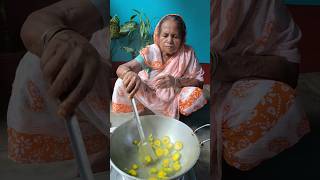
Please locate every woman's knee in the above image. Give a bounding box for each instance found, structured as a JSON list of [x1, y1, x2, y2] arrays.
[[179, 87, 207, 116], [113, 78, 126, 93]]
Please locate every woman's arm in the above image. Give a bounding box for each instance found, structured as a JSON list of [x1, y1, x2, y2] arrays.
[[116, 60, 143, 98], [215, 52, 299, 88], [116, 60, 142, 79], [20, 0, 108, 118], [154, 76, 203, 89], [21, 0, 104, 56], [176, 78, 203, 88]]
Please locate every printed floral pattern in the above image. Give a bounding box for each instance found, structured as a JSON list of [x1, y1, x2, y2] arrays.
[[27, 80, 45, 112], [222, 81, 310, 170], [112, 102, 144, 113], [8, 128, 106, 163], [179, 87, 207, 116]]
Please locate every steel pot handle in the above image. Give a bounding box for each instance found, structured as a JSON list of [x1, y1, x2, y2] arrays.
[[110, 127, 117, 134], [194, 124, 210, 146]]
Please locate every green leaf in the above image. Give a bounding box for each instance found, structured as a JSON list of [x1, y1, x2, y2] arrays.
[[146, 17, 150, 26], [146, 18, 151, 31], [120, 21, 137, 34], [121, 46, 135, 53], [130, 14, 137, 21], [110, 15, 120, 24], [133, 9, 141, 15], [127, 29, 135, 39], [140, 22, 145, 38], [137, 13, 143, 24]]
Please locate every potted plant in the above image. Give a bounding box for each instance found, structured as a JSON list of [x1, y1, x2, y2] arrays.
[[110, 9, 153, 59]]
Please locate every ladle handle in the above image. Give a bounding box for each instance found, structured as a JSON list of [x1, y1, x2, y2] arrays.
[[66, 115, 95, 180], [131, 98, 146, 142], [54, 97, 94, 180]]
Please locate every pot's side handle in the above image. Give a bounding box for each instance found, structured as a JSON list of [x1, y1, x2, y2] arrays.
[[110, 127, 117, 134], [194, 124, 210, 146]]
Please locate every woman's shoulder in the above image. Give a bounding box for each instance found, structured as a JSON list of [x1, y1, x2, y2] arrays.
[[140, 44, 162, 58], [140, 44, 157, 52], [147, 44, 159, 49]]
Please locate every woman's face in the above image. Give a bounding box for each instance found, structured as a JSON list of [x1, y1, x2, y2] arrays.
[[158, 19, 182, 56]]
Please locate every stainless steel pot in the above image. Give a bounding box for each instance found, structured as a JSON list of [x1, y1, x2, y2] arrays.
[[110, 115, 203, 180]]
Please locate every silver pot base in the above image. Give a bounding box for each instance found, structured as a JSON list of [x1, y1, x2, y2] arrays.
[[110, 166, 197, 180]]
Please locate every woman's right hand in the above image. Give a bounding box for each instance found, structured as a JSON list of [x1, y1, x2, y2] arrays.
[[122, 71, 141, 98], [40, 30, 101, 119]]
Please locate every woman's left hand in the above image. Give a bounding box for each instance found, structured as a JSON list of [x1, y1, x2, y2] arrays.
[[154, 75, 175, 89]]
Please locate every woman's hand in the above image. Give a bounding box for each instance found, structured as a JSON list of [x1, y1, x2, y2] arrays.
[[154, 75, 175, 89], [40, 30, 101, 118], [122, 71, 141, 98]]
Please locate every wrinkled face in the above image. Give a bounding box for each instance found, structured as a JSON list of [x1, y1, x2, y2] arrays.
[[158, 19, 182, 56]]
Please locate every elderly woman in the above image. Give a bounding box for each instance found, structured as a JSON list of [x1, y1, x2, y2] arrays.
[[112, 14, 207, 119], [7, 0, 109, 174], [211, 0, 310, 179]]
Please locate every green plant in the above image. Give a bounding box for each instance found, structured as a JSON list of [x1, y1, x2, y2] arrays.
[[110, 9, 153, 59]]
